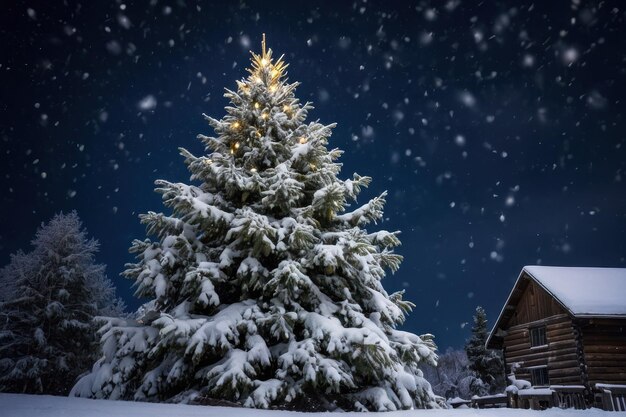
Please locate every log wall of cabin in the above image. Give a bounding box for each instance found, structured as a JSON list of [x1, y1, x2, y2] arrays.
[[502, 279, 583, 385], [579, 318, 626, 386], [508, 278, 566, 327], [504, 314, 583, 385]]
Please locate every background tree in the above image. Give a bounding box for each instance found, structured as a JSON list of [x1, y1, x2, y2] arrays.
[[72, 38, 441, 411], [421, 348, 474, 400], [464, 306, 505, 395], [0, 211, 125, 395]]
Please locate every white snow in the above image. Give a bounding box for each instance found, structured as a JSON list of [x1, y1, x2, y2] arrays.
[[0, 393, 612, 416], [518, 388, 553, 397], [523, 266, 626, 316], [595, 383, 626, 390], [138, 95, 157, 111]]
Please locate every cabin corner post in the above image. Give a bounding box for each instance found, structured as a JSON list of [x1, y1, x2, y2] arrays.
[[502, 346, 508, 388], [572, 320, 592, 407]]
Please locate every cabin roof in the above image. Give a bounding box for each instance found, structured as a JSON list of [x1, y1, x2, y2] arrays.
[[486, 266, 626, 349]]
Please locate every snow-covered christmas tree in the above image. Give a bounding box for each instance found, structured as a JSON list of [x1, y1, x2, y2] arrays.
[[72, 36, 440, 411], [0, 211, 125, 395]]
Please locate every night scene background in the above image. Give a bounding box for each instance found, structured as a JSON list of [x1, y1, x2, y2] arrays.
[[1, 0, 625, 351]]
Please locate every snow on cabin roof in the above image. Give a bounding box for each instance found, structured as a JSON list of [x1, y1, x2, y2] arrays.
[[486, 265, 626, 349], [523, 266, 626, 317]]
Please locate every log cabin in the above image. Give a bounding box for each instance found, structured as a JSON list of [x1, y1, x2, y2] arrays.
[[486, 266, 626, 408]]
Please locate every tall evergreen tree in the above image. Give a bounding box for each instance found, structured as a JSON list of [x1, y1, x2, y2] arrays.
[[0, 211, 125, 395], [465, 306, 505, 395], [72, 38, 441, 411]]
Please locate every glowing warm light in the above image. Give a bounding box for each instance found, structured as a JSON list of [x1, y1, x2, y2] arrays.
[[248, 34, 289, 89], [299, 137, 307, 144], [250, 167, 257, 173], [205, 159, 213, 165], [232, 121, 240, 129], [261, 113, 269, 120], [269, 85, 277, 92], [310, 163, 316, 170], [254, 102, 260, 109], [283, 105, 290, 112], [234, 142, 240, 149]]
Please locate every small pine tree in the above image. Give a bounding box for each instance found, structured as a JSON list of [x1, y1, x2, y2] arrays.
[[464, 306, 505, 395], [72, 37, 441, 411], [0, 211, 125, 395]]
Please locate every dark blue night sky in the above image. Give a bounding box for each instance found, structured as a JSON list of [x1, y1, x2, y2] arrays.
[[1, 0, 625, 350]]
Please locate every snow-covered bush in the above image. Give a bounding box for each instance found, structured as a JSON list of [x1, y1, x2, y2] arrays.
[[71, 40, 441, 411], [0, 211, 125, 395], [421, 347, 483, 399]]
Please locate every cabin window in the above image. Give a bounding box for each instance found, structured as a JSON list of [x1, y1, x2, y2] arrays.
[[530, 326, 547, 347], [530, 367, 549, 386]]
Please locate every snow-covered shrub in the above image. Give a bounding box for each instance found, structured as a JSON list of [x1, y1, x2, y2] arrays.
[[421, 347, 483, 400]]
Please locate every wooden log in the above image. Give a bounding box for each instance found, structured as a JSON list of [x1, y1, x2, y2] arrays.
[[549, 367, 582, 378], [585, 360, 626, 367], [506, 337, 575, 352], [548, 339, 577, 350], [507, 346, 577, 361], [548, 359, 579, 369], [584, 352, 626, 361], [504, 337, 529, 347], [505, 329, 532, 341], [508, 355, 578, 370], [583, 326, 626, 334], [514, 357, 553, 368], [506, 342, 532, 353], [508, 315, 571, 332], [585, 346, 626, 354], [588, 376, 626, 385], [588, 368, 626, 375], [583, 339, 626, 347], [547, 320, 575, 329], [583, 332, 626, 340], [547, 333, 575, 343], [550, 376, 585, 385]]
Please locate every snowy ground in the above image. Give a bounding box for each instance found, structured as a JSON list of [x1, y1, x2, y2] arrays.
[[0, 393, 611, 417]]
